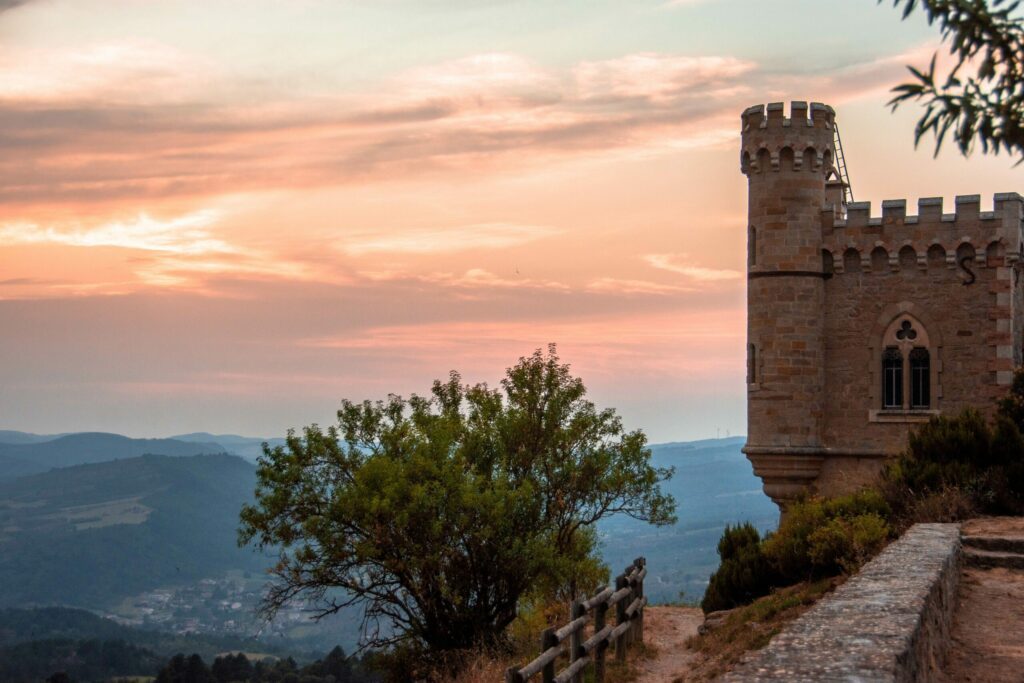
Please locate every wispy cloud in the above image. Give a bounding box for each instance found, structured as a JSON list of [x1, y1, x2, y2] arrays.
[[0, 210, 230, 253], [0, 40, 219, 103], [0, 36, 928, 211], [659, 0, 717, 8], [0, 47, 761, 207], [574, 54, 753, 101], [586, 277, 694, 295], [340, 222, 560, 255], [645, 253, 742, 281], [0, 0, 30, 12]]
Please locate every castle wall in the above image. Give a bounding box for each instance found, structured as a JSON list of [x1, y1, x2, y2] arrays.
[[741, 101, 1023, 509], [817, 196, 1023, 496]]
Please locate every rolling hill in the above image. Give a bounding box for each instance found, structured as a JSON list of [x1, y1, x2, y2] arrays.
[[0, 453, 268, 608], [0, 432, 227, 479], [0, 430, 64, 445]]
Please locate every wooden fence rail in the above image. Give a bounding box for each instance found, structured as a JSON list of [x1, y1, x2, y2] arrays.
[[506, 557, 647, 683]]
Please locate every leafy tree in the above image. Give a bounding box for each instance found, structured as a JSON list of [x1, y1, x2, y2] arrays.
[[701, 523, 775, 613], [212, 653, 253, 682], [157, 653, 216, 683], [883, 0, 1024, 159], [239, 346, 676, 655]]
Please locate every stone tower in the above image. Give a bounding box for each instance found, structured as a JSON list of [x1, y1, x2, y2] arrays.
[[742, 101, 837, 507], [741, 100, 1024, 512]]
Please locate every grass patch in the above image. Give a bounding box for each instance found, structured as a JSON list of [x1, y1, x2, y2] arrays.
[[680, 577, 840, 681]]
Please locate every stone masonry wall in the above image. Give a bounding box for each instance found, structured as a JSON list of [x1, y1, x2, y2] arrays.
[[723, 523, 962, 683]]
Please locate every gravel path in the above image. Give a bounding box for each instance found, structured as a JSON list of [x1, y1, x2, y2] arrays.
[[940, 518, 1024, 683], [632, 606, 703, 683]]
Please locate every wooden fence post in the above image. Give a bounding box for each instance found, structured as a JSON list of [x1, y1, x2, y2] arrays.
[[594, 598, 608, 683], [569, 598, 584, 683], [624, 564, 635, 648], [541, 627, 557, 683], [615, 574, 628, 662], [635, 556, 645, 644], [506, 561, 650, 682]]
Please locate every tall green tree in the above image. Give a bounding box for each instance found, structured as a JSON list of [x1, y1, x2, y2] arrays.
[[883, 0, 1024, 159], [239, 346, 675, 654]]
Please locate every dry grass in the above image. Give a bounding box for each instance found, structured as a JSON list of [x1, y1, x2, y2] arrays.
[[450, 650, 517, 683], [677, 577, 840, 682], [448, 634, 649, 682]]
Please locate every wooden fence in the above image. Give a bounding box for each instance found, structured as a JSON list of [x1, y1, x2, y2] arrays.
[[506, 557, 647, 683]]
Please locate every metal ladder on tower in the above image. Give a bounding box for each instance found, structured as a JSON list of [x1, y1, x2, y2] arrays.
[[833, 123, 854, 204]]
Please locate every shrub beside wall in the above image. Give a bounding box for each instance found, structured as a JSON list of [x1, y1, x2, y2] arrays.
[[701, 492, 892, 613]]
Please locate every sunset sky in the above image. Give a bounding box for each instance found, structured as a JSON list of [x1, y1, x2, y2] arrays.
[[1, 0, 1021, 442]]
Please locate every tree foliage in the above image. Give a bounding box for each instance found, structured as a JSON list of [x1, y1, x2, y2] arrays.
[[239, 346, 675, 655], [700, 523, 774, 613], [883, 0, 1024, 158]]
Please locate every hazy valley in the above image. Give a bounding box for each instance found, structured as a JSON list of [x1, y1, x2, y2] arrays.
[[0, 430, 774, 679]]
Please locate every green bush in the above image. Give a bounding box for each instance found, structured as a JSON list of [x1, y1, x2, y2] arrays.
[[884, 405, 1024, 517], [701, 523, 775, 613], [763, 490, 891, 582], [806, 513, 890, 575], [704, 491, 893, 613]]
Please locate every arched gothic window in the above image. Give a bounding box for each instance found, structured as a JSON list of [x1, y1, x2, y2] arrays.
[[879, 316, 934, 411]]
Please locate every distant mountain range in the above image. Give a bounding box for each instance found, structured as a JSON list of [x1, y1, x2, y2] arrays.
[[0, 432, 227, 479], [0, 430, 288, 479]]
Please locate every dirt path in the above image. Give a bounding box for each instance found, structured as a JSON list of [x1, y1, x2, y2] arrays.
[[939, 518, 1024, 683], [632, 606, 703, 683]]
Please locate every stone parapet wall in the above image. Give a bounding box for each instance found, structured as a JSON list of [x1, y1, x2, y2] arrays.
[[722, 523, 962, 682]]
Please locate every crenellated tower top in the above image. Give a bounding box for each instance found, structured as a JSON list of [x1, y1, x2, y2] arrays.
[[740, 101, 836, 177]]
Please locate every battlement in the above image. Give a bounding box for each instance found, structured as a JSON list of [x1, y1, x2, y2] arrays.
[[741, 101, 835, 132], [821, 193, 1024, 273], [741, 101, 836, 175], [827, 193, 1024, 229]]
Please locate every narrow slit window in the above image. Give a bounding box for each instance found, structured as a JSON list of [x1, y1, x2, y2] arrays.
[[882, 346, 903, 409], [749, 227, 757, 266], [748, 344, 756, 384], [909, 347, 930, 409]]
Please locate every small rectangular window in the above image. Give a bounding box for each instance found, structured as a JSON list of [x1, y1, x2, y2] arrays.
[[910, 347, 930, 409], [882, 347, 903, 409]]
